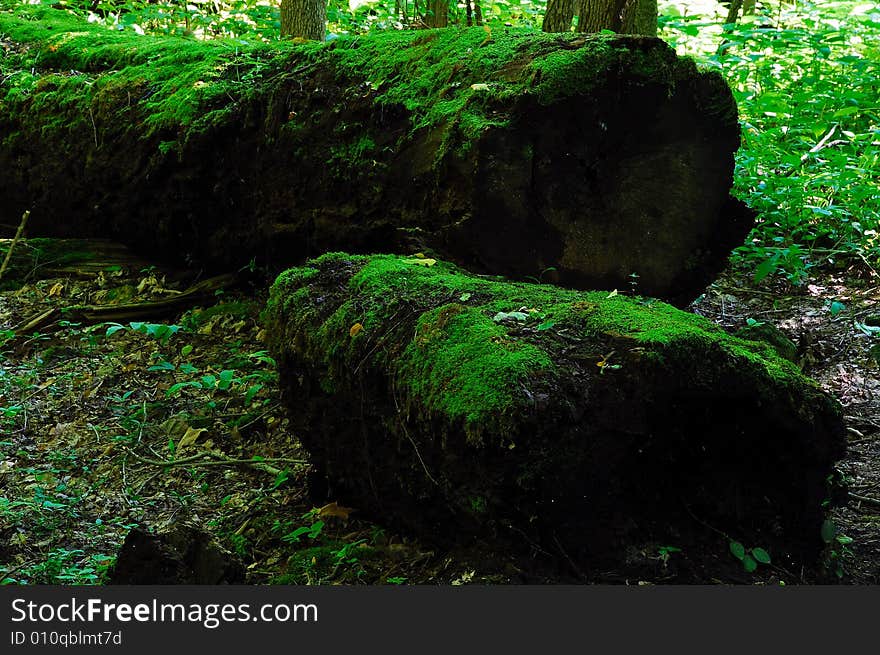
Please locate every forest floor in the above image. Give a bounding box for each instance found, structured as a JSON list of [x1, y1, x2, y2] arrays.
[[0, 242, 878, 585]]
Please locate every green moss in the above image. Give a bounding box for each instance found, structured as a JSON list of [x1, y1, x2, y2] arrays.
[[0, 7, 286, 147], [401, 303, 553, 427], [1, 8, 686, 161], [268, 254, 823, 442]]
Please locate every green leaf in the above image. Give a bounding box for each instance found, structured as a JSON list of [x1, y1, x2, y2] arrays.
[[729, 540, 746, 560], [754, 258, 777, 282], [742, 554, 758, 573], [459, 293, 472, 302], [536, 320, 556, 331], [751, 547, 771, 564], [821, 519, 836, 544], [217, 369, 235, 390], [829, 301, 846, 316]]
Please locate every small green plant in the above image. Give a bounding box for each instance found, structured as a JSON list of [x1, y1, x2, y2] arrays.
[[104, 321, 182, 342], [821, 519, 853, 579], [281, 520, 325, 544], [657, 545, 681, 566], [729, 540, 772, 573]]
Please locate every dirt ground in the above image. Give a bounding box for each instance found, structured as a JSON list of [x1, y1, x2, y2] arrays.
[[0, 242, 877, 585]]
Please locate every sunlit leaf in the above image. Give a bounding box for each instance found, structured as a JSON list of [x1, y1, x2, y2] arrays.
[[729, 540, 746, 560], [752, 547, 771, 564]]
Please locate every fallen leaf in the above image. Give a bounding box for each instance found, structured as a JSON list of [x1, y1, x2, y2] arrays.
[[606, 289, 618, 298], [349, 323, 364, 337], [403, 258, 437, 267], [318, 501, 355, 521], [493, 311, 528, 322], [48, 282, 64, 297], [177, 426, 207, 451], [470, 83, 490, 91]]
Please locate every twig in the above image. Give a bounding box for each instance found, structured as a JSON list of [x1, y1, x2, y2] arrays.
[[849, 492, 880, 509], [0, 210, 30, 282], [124, 448, 306, 476]]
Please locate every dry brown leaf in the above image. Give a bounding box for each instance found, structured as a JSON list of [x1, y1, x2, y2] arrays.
[[318, 501, 355, 521]]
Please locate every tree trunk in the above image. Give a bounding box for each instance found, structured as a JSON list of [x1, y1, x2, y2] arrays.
[[542, 0, 576, 32], [265, 253, 846, 568], [0, 8, 751, 305], [424, 0, 448, 27], [280, 0, 326, 40], [575, 0, 657, 36]]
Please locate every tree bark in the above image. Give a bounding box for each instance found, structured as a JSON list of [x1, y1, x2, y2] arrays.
[[280, 0, 326, 40], [542, 0, 576, 32], [0, 8, 751, 305], [424, 0, 448, 27], [575, 0, 657, 36], [265, 253, 846, 567]]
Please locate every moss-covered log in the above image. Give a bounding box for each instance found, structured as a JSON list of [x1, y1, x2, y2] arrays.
[[1, 8, 752, 305], [265, 253, 845, 569]]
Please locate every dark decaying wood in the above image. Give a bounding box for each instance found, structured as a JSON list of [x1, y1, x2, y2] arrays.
[[265, 254, 846, 569]]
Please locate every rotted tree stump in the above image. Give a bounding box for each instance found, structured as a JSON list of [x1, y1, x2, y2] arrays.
[[264, 253, 845, 570], [0, 7, 751, 305]]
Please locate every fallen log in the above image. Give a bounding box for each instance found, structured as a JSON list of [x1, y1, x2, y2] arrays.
[[0, 238, 153, 289], [264, 253, 845, 569], [11, 272, 237, 335], [0, 8, 752, 305]]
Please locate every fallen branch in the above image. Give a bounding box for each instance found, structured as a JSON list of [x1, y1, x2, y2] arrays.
[[849, 492, 880, 509], [0, 209, 30, 283], [124, 448, 307, 477]]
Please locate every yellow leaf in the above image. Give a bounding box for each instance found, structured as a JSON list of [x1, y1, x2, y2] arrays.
[[317, 501, 355, 521], [403, 258, 437, 267], [349, 322, 364, 337], [470, 83, 490, 92], [177, 426, 207, 452], [606, 289, 618, 298], [48, 282, 64, 297], [413, 252, 426, 259]]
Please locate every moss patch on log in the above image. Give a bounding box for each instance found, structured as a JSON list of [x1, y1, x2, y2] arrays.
[[269, 253, 813, 436], [266, 254, 845, 567], [0, 7, 695, 148]]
